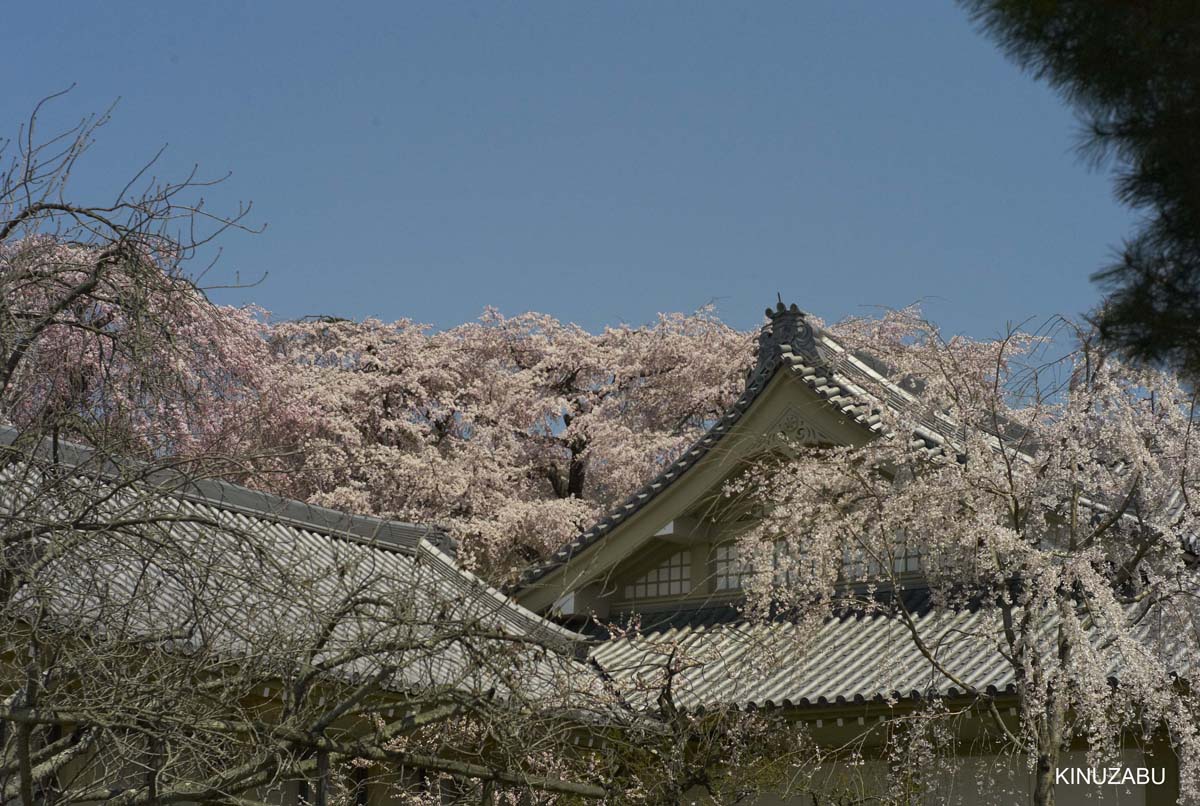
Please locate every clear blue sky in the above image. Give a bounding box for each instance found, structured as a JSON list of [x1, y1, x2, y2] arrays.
[[2, 2, 1134, 337]]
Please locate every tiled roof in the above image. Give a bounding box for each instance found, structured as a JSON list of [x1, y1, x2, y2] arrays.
[[5, 429, 592, 702], [158, 478, 587, 658], [588, 595, 1179, 712], [511, 301, 948, 592]]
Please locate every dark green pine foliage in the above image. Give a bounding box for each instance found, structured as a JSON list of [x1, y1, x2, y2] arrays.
[[961, 0, 1200, 377]]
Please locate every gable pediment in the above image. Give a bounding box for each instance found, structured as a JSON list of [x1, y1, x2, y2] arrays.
[[515, 341, 874, 614]]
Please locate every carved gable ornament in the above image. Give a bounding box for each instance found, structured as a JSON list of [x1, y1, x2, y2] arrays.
[[762, 406, 836, 451]]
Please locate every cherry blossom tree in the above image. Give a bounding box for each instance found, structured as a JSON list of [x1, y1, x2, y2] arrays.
[[730, 308, 1200, 805], [268, 308, 751, 579], [0, 96, 654, 806], [0, 92, 299, 471]]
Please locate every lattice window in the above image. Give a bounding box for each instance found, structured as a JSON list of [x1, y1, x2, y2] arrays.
[[772, 539, 804, 586], [891, 544, 923, 574], [841, 545, 877, 579], [624, 551, 691, 599], [718, 539, 922, 589], [716, 540, 800, 589], [843, 543, 923, 578], [713, 543, 750, 591]]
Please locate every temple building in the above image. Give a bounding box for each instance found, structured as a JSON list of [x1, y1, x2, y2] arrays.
[[511, 300, 1182, 806]]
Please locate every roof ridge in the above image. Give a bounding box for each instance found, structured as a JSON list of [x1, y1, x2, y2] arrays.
[[0, 424, 456, 555]]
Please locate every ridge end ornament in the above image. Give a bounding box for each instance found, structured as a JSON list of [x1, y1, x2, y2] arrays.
[[746, 298, 826, 388]]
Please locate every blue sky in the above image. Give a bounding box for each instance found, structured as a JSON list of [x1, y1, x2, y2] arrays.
[[2, 2, 1133, 337]]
